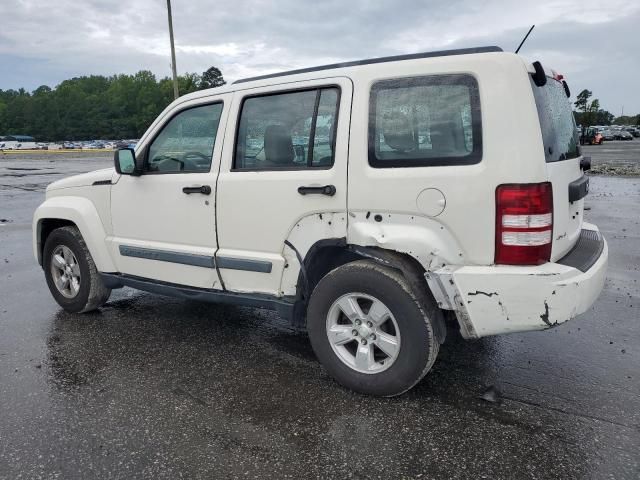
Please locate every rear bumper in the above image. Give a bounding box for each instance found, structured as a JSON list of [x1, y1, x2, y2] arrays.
[[426, 223, 608, 339]]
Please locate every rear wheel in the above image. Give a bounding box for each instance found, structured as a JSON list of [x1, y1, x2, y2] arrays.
[[43, 226, 111, 313], [307, 260, 440, 396]]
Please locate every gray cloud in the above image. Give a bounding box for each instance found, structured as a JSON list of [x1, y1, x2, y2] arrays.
[[1, 0, 638, 114]]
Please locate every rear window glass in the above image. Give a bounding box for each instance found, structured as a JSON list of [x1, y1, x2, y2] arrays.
[[531, 78, 579, 162], [368, 74, 482, 168]]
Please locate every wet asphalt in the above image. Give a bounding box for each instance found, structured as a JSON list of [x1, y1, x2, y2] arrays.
[[0, 148, 639, 479]]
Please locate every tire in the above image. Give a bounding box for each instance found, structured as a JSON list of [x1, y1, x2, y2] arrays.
[[43, 226, 111, 313], [307, 260, 440, 397]]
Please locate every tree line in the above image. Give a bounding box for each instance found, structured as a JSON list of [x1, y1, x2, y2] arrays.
[[0, 67, 225, 141], [573, 89, 639, 127], [1, 71, 637, 141]]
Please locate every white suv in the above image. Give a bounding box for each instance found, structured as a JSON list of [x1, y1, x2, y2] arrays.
[[33, 47, 607, 396]]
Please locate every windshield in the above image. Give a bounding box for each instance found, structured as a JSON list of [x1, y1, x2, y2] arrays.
[[531, 77, 579, 162]]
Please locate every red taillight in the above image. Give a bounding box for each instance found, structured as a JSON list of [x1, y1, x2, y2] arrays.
[[495, 183, 553, 265]]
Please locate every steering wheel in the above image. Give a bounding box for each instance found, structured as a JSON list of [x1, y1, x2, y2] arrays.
[[152, 154, 185, 171], [183, 151, 210, 162]]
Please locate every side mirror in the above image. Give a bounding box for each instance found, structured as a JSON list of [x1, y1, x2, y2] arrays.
[[114, 148, 138, 175]]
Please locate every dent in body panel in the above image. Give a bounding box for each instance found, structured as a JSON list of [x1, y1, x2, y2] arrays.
[[455, 270, 581, 336], [425, 252, 607, 338], [347, 211, 465, 271], [280, 212, 348, 296], [425, 268, 478, 339]]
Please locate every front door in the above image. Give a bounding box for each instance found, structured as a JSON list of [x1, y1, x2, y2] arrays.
[[110, 97, 229, 289], [216, 78, 352, 295]]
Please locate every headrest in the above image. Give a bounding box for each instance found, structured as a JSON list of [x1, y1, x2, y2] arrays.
[[264, 125, 294, 165], [381, 112, 415, 152], [430, 120, 463, 154]]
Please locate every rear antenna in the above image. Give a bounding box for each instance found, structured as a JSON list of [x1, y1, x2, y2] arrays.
[[515, 25, 535, 54]]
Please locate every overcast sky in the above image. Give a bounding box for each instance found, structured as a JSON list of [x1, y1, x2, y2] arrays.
[[1, 0, 638, 114]]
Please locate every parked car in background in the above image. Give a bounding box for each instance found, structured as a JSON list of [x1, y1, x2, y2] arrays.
[[601, 130, 615, 141], [1, 135, 37, 150], [15, 142, 39, 150], [614, 130, 633, 140]]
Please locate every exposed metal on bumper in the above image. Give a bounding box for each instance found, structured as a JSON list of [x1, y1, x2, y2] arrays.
[[426, 226, 608, 339]]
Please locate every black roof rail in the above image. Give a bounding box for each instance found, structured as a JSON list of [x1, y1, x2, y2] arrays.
[[233, 46, 503, 85]]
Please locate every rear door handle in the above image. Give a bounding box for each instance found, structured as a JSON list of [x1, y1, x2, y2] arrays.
[[182, 185, 211, 195], [297, 185, 336, 196]]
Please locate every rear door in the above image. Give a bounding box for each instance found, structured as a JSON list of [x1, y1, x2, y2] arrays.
[[215, 77, 352, 295], [531, 76, 586, 260]]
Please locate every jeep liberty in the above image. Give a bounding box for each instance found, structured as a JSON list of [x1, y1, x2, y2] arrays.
[[33, 46, 607, 396]]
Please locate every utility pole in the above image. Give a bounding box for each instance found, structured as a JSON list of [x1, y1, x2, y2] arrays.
[[166, 0, 179, 100]]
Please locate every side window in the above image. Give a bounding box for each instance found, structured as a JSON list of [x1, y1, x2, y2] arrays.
[[234, 87, 339, 170], [146, 103, 223, 173], [368, 74, 481, 168]]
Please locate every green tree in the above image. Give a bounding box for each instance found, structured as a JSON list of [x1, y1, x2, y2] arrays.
[[594, 109, 614, 125], [0, 67, 225, 141], [585, 99, 600, 126], [199, 66, 226, 89], [574, 89, 592, 113], [613, 115, 640, 125]]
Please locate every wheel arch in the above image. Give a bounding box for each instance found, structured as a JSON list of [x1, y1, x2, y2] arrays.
[[33, 196, 116, 272], [37, 218, 76, 265], [288, 241, 446, 343]]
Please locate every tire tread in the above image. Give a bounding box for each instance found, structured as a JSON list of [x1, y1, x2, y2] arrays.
[[308, 259, 441, 396]]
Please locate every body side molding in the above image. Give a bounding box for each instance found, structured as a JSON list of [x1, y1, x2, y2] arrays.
[[118, 244, 273, 273]]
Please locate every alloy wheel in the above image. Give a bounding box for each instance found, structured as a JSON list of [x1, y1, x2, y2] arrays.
[[50, 245, 81, 299], [326, 293, 401, 374]]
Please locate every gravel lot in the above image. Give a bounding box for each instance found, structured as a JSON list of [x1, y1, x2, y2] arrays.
[[1, 146, 639, 479], [584, 140, 640, 175]]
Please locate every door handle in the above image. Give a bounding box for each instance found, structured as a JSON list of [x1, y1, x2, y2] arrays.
[[297, 185, 336, 196], [182, 185, 211, 195]]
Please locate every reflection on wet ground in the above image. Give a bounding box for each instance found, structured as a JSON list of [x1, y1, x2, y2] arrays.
[[1, 155, 639, 478]]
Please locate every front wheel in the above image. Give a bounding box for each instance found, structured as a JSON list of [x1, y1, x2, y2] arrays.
[[307, 260, 441, 396], [43, 226, 111, 313]]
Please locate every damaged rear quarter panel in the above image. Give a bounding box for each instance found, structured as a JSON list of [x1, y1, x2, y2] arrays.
[[347, 212, 465, 271], [280, 212, 348, 296]]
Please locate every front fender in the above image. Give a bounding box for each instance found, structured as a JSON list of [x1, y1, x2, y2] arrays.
[[33, 196, 116, 272]]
